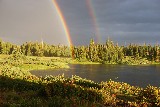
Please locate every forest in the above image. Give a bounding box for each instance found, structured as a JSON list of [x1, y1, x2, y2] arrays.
[[0, 38, 159, 64], [0, 38, 70, 57], [71, 39, 160, 64]]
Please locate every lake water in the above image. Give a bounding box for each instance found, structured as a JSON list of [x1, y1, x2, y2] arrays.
[[30, 64, 160, 88]]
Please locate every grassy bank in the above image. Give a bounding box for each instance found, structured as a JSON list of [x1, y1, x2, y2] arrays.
[[1, 54, 159, 68], [0, 55, 70, 71], [70, 59, 100, 64]]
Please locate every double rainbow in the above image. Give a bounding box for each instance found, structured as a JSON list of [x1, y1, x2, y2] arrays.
[[86, 0, 100, 43], [51, 0, 100, 45], [51, 0, 72, 46]]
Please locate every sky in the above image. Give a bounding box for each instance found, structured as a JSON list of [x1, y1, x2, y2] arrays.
[[0, 0, 160, 45]]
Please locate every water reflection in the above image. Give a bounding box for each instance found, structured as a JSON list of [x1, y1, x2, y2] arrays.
[[30, 64, 160, 87]]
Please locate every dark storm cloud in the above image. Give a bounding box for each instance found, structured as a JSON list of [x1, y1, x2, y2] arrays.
[[57, 0, 93, 29], [92, 0, 160, 44], [57, 0, 97, 45], [57, 0, 160, 45]]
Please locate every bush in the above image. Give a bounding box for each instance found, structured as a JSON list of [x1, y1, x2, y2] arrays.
[[138, 85, 160, 106]]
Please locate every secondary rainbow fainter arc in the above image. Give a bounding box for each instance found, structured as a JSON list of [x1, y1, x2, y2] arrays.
[[86, 0, 101, 43], [51, 0, 73, 46]]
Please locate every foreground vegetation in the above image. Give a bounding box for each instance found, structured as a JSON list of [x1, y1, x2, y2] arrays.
[[1, 71, 160, 106], [0, 51, 160, 106]]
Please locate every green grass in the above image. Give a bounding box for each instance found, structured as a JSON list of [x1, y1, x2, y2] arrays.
[[0, 55, 70, 70], [70, 59, 100, 64], [18, 64, 54, 71]]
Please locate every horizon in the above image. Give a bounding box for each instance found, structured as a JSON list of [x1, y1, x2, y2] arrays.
[[0, 37, 159, 47]]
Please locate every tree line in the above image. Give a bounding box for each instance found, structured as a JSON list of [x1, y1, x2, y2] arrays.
[[0, 38, 159, 63], [71, 39, 160, 63], [0, 39, 70, 57]]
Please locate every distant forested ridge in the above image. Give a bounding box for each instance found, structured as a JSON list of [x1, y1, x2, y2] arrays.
[[0, 38, 159, 64]]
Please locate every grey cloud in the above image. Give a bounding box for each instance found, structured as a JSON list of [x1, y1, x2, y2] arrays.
[[58, 0, 160, 45], [0, 0, 69, 45], [95, 0, 160, 24], [105, 23, 160, 32], [0, 0, 160, 45]]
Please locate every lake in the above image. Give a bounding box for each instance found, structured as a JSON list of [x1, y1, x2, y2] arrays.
[[30, 64, 160, 87]]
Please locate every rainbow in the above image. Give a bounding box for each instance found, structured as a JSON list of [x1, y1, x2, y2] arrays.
[[86, 0, 101, 43], [51, 0, 72, 46]]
